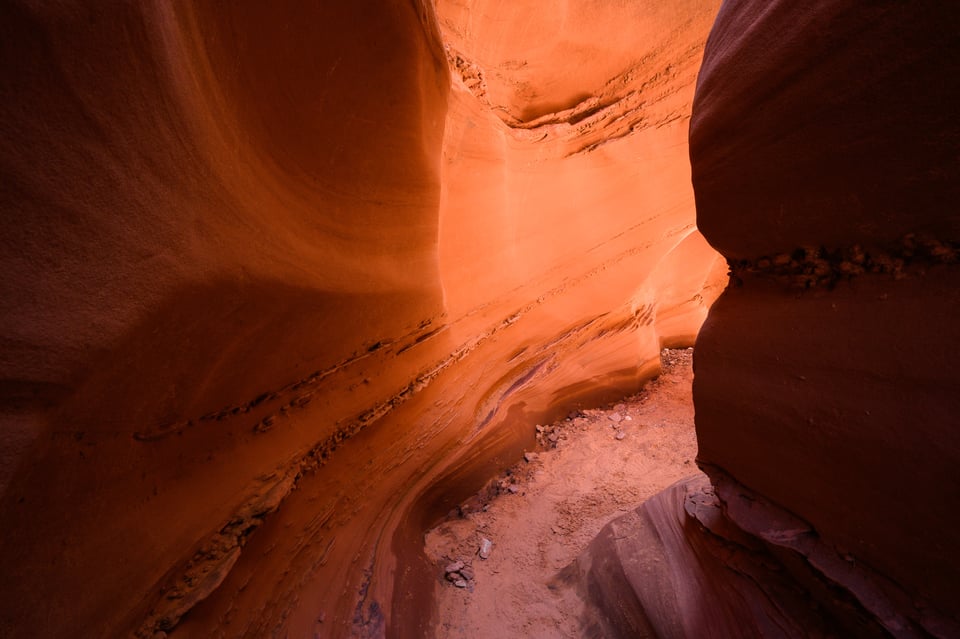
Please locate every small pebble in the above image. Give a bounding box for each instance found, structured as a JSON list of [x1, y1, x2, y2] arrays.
[[454, 579, 468, 588], [479, 538, 493, 559], [523, 452, 539, 463], [615, 431, 626, 441]]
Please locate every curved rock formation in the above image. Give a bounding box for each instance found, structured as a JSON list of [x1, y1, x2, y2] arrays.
[[570, 2, 960, 637], [565, 475, 859, 638], [691, 1, 960, 632], [0, 1, 722, 637]]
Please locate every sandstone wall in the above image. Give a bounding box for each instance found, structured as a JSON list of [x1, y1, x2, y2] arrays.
[[0, 1, 722, 637], [692, 0, 960, 633]]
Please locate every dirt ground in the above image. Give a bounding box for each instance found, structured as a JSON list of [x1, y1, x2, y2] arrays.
[[424, 347, 700, 638]]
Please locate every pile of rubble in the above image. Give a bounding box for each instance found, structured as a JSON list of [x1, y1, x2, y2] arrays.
[[535, 402, 640, 449], [534, 422, 564, 448], [443, 560, 474, 589], [442, 539, 493, 589]]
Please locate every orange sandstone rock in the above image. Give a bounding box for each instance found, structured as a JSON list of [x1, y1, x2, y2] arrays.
[[0, 1, 722, 637]]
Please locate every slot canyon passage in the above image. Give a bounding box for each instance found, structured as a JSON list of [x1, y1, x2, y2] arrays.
[[1, 0, 959, 637]]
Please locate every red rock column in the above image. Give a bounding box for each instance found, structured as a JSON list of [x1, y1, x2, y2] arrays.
[[691, 0, 960, 631]]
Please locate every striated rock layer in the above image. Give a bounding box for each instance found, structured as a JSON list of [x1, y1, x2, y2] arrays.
[[0, 1, 722, 637], [691, 0, 960, 630], [566, 474, 881, 638], [571, 1, 960, 637]]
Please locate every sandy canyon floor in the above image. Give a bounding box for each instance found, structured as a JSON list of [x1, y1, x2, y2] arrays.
[[425, 348, 700, 638]]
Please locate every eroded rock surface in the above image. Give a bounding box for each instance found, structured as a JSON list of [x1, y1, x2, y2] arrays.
[[0, 1, 722, 637], [568, 473, 899, 638]]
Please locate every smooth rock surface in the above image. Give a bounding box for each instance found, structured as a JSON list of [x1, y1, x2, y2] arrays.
[[566, 474, 892, 638], [689, 0, 960, 634], [0, 1, 724, 637], [691, 0, 960, 259]]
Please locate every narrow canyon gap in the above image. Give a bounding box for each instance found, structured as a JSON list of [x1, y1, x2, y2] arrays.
[[0, 1, 724, 638]]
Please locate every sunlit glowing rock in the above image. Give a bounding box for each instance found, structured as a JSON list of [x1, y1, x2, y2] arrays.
[[0, 1, 722, 636]]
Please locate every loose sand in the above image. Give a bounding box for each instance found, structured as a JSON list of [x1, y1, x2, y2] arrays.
[[424, 347, 700, 638]]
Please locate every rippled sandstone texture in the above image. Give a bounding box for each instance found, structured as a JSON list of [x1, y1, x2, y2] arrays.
[[0, 1, 723, 637], [570, 2, 960, 637]]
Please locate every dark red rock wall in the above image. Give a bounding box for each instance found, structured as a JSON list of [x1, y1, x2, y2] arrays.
[[691, 0, 960, 630], [692, 1, 960, 259]]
